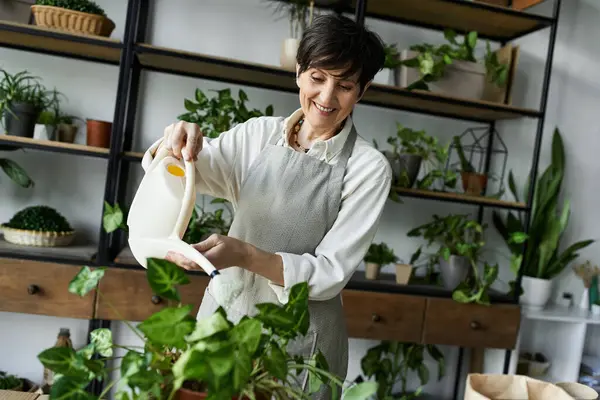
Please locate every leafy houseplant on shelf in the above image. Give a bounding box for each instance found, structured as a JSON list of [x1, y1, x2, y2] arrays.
[[37, 261, 378, 400], [452, 135, 488, 196], [0, 205, 75, 247], [263, 0, 315, 71], [364, 242, 398, 281], [178, 88, 274, 139], [493, 128, 595, 310], [358, 341, 445, 400], [31, 0, 116, 37], [408, 213, 498, 305], [37, 89, 82, 143], [398, 29, 509, 101], [0, 68, 53, 138]]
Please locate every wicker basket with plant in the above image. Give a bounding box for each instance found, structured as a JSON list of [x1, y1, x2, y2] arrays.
[[0, 205, 75, 247], [31, 0, 115, 37]]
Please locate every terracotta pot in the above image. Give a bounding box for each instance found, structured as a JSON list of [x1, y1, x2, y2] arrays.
[[86, 119, 112, 148], [461, 171, 488, 196]]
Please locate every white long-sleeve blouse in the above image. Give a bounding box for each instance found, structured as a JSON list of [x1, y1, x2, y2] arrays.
[[141, 108, 392, 303]]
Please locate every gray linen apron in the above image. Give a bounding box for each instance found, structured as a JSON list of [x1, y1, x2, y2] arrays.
[[196, 121, 358, 399]]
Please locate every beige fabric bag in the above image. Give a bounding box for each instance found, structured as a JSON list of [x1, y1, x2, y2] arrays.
[[464, 374, 598, 400]]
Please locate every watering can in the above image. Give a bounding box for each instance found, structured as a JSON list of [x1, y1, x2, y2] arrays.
[[126, 144, 219, 278]]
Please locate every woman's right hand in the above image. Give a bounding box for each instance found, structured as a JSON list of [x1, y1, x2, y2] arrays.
[[162, 120, 204, 161]]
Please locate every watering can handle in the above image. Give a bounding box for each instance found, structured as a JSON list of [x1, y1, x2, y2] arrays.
[[172, 158, 196, 238], [146, 140, 170, 172]]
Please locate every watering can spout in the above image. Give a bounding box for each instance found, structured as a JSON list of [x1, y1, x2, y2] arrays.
[[126, 144, 218, 277]]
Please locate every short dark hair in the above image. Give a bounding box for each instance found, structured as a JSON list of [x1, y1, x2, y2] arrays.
[[296, 13, 385, 95]]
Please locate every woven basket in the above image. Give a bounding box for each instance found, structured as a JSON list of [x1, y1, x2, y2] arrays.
[[1, 225, 75, 247], [30, 5, 115, 37]]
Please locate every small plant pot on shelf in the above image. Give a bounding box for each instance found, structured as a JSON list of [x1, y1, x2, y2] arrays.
[[519, 276, 553, 310], [395, 263, 413, 285], [0, 225, 75, 247], [31, 5, 115, 37], [438, 255, 470, 290], [56, 123, 78, 143], [399, 50, 487, 100], [280, 38, 299, 72], [461, 171, 488, 196], [86, 119, 112, 148], [397, 154, 422, 188], [365, 262, 381, 280], [3, 101, 41, 138]]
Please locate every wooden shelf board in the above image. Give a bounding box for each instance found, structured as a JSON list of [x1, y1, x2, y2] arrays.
[[0, 20, 122, 64], [394, 187, 527, 209], [0, 134, 110, 158], [348, 0, 554, 40], [122, 151, 145, 161], [0, 235, 98, 263], [136, 43, 540, 122]]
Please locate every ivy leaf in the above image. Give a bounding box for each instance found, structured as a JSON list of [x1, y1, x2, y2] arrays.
[[90, 328, 113, 357], [37, 347, 92, 380], [254, 303, 296, 335], [186, 311, 230, 342], [103, 201, 124, 233], [230, 318, 262, 355], [0, 158, 33, 188], [49, 377, 95, 400], [146, 257, 191, 302], [263, 342, 287, 381], [68, 267, 105, 297], [137, 305, 195, 349], [342, 381, 378, 400]]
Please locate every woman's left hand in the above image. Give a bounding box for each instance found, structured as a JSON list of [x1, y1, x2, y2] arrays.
[[166, 234, 251, 272]]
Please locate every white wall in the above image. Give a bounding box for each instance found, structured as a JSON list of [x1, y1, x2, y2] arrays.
[[1, 0, 598, 398]]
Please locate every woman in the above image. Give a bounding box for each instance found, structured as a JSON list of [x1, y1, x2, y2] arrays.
[[142, 13, 391, 399]]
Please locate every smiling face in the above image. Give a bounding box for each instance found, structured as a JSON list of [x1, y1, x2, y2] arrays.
[[296, 65, 369, 133]]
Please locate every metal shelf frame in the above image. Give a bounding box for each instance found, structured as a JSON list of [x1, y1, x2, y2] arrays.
[[0, 0, 562, 397]]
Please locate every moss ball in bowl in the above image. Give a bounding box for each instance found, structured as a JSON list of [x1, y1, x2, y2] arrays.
[[0, 205, 75, 247]]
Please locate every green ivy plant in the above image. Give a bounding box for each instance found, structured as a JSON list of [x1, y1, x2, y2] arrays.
[[37, 261, 379, 400], [359, 341, 445, 400], [493, 128, 595, 290], [407, 214, 498, 305], [399, 29, 509, 91], [178, 88, 274, 139], [34, 0, 107, 16]]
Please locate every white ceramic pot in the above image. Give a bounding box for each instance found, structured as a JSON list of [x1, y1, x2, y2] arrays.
[[395, 263, 412, 284], [280, 38, 299, 72], [397, 49, 486, 100], [365, 262, 381, 280], [520, 276, 553, 310]]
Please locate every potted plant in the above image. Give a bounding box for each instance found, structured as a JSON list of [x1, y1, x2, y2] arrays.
[[452, 135, 488, 196], [0, 68, 52, 138], [493, 128, 595, 310], [397, 29, 509, 101], [0, 371, 24, 391], [263, 0, 314, 71], [407, 214, 486, 291], [374, 125, 456, 191], [358, 341, 445, 400], [37, 89, 81, 143], [37, 260, 379, 399], [178, 88, 274, 139], [364, 242, 398, 280], [0, 205, 74, 247], [31, 0, 115, 37]]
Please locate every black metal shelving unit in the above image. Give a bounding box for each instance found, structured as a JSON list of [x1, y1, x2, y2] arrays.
[[0, 0, 562, 398]]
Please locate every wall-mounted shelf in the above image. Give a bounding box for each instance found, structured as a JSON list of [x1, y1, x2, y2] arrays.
[[394, 187, 528, 210], [0, 20, 122, 64], [135, 43, 541, 123], [0, 134, 111, 158], [0, 237, 97, 265], [345, 0, 554, 41]]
